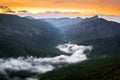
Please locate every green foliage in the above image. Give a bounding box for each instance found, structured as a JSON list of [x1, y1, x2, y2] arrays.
[[39, 55, 120, 80], [65, 16, 120, 43], [0, 14, 63, 58], [79, 36, 120, 58], [39, 36, 120, 80], [0, 38, 61, 58]]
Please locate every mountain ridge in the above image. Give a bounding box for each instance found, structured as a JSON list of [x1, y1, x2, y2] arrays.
[[65, 15, 120, 43], [0, 14, 64, 57]]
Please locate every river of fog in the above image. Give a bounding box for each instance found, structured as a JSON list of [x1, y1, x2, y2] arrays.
[[0, 43, 93, 80]]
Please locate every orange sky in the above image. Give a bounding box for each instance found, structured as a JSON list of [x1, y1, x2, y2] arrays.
[[0, 0, 120, 17]]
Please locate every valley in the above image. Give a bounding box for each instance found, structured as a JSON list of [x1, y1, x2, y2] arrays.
[[0, 14, 120, 80]]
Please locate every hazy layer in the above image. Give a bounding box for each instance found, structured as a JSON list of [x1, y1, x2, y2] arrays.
[[0, 43, 92, 79]]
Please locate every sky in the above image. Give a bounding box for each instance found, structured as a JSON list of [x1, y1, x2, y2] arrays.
[[0, 0, 120, 18]]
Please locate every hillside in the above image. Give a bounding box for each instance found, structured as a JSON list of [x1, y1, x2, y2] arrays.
[[66, 16, 120, 43], [39, 55, 120, 80], [0, 14, 63, 57], [79, 36, 120, 58], [39, 36, 120, 80], [42, 17, 82, 28]]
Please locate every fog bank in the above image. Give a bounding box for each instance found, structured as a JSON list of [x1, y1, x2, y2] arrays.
[[0, 43, 92, 79]]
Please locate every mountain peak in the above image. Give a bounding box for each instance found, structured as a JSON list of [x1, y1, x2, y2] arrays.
[[84, 15, 99, 21], [25, 16, 35, 19], [90, 15, 99, 19]]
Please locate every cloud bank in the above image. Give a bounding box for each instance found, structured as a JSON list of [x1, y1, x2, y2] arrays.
[[0, 43, 92, 79], [31, 11, 81, 18]]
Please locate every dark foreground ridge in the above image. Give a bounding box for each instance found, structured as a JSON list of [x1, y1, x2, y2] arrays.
[[39, 55, 120, 80]]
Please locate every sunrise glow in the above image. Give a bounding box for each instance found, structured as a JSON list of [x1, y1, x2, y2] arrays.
[[0, 0, 120, 17]]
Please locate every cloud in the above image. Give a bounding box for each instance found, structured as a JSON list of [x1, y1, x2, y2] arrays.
[[6, 8, 15, 13], [36, 11, 81, 18], [0, 6, 8, 9], [0, 5, 16, 13], [0, 43, 92, 77], [39, 11, 61, 15], [18, 11, 97, 18], [55, 1, 64, 4], [98, 14, 120, 23], [18, 10, 29, 13]]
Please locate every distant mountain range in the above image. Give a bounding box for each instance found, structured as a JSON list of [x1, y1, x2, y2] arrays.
[[41, 17, 82, 28]]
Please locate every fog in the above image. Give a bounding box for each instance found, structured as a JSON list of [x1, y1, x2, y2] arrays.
[[0, 43, 92, 80]]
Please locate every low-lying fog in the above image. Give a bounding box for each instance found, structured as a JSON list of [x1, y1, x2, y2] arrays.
[[0, 43, 93, 80]]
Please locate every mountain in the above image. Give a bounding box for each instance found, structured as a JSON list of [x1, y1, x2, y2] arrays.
[[79, 36, 120, 58], [65, 15, 120, 43], [38, 16, 120, 80], [40, 17, 83, 42], [24, 16, 35, 20], [42, 17, 83, 28], [39, 36, 120, 80], [0, 14, 120, 80], [0, 14, 63, 57], [39, 55, 120, 80]]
